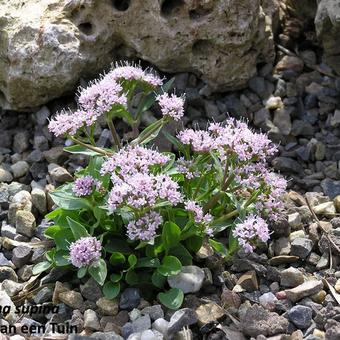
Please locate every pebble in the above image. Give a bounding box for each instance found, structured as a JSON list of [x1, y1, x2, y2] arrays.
[[122, 315, 151, 339], [58, 290, 84, 310], [97, 297, 119, 316], [280, 267, 304, 287], [141, 305, 164, 321], [313, 202, 336, 216], [11, 246, 32, 268], [10, 161, 29, 179], [31, 188, 47, 215], [167, 265, 205, 294], [48, 163, 73, 183], [0, 167, 13, 183], [84, 309, 101, 330], [195, 302, 225, 326], [168, 308, 197, 334], [265, 96, 283, 110], [236, 271, 258, 292], [291, 238, 313, 259], [259, 292, 278, 311], [288, 212, 302, 229], [285, 280, 323, 302], [119, 288, 140, 311], [15, 210, 36, 237], [288, 305, 313, 329]]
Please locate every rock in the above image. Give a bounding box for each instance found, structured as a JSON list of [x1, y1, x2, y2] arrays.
[[272, 157, 303, 173], [12, 246, 32, 268], [97, 298, 119, 316], [195, 302, 225, 326], [265, 96, 283, 110], [291, 238, 313, 259], [119, 288, 140, 311], [268, 255, 299, 266], [1, 280, 23, 297], [288, 213, 302, 229], [275, 56, 304, 73], [334, 196, 340, 213], [0, 167, 13, 183], [285, 280, 323, 302], [313, 202, 336, 216], [258, 292, 278, 311], [280, 267, 304, 287], [241, 304, 289, 337], [0, 267, 18, 282], [0, 291, 16, 323], [315, 0, 340, 76], [89, 331, 123, 340], [273, 237, 291, 256], [321, 179, 340, 199], [141, 305, 164, 321], [58, 290, 84, 310], [236, 271, 258, 292], [288, 305, 313, 329], [33, 286, 53, 304], [80, 278, 103, 302], [0, 0, 277, 109], [84, 309, 101, 331], [168, 308, 197, 334], [31, 188, 47, 215], [48, 164, 73, 183], [15, 210, 36, 237], [10, 161, 29, 179], [273, 108, 292, 135], [167, 265, 205, 294], [152, 318, 169, 337], [122, 315, 151, 339]]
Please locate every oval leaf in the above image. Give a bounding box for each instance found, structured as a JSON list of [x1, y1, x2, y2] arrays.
[[77, 267, 87, 279], [158, 288, 184, 310], [32, 261, 51, 275], [162, 221, 181, 251], [109, 252, 126, 266], [89, 259, 107, 286], [103, 281, 120, 299], [67, 216, 90, 240], [157, 256, 182, 276]]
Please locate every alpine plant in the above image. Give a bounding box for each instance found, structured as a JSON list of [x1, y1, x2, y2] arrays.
[[35, 62, 287, 309]]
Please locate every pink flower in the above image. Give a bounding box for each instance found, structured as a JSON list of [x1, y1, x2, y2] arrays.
[[69, 237, 102, 268], [73, 175, 100, 197], [233, 214, 270, 252], [48, 110, 85, 137], [156, 93, 185, 121]]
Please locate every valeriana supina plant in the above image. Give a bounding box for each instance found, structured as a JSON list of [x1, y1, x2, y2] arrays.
[[33, 62, 286, 310]]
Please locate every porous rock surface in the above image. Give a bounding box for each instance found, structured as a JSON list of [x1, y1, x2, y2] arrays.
[[0, 0, 278, 110]]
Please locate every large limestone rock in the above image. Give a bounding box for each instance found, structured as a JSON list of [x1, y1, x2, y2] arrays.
[[315, 0, 340, 75], [0, 0, 278, 110]]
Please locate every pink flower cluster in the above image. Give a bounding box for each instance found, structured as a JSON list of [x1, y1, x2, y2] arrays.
[[232, 214, 270, 253], [69, 237, 102, 268], [127, 211, 163, 241], [185, 200, 213, 235], [176, 157, 200, 179], [73, 175, 101, 197], [156, 93, 185, 121], [177, 119, 278, 161]]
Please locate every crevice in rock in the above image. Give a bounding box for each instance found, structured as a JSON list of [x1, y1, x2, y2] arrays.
[[161, 0, 185, 17], [192, 39, 213, 56], [78, 22, 94, 35], [112, 0, 131, 11], [189, 7, 213, 20]]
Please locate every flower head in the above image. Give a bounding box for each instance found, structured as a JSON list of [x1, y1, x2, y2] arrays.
[[156, 93, 185, 121], [48, 109, 84, 137], [73, 175, 99, 197], [127, 211, 163, 241], [69, 237, 102, 268], [232, 214, 269, 253]]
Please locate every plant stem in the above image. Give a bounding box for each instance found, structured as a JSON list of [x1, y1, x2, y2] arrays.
[[70, 136, 112, 156], [107, 118, 121, 149]]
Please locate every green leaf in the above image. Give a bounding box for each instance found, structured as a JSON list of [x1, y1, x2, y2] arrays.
[[105, 239, 132, 254], [209, 239, 229, 257], [162, 221, 181, 251], [54, 228, 74, 251], [151, 271, 167, 289], [131, 119, 164, 146], [110, 106, 134, 125], [32, 261, 51, 275], [127, 254, 137, 269], [45, 249, 56, 262], [67, 216, 90, 240], [110, 272, 123, 283], [50, 184, 91, 210], [169, 244, 193, 266], [136, 257, 160, 268], [185, 236, 203, 253], [55, 250, 70, 266], [125, 270, 139, 285], [64, 145, 102, 156], [45, 208, 64, 220], [89, 259, 107, 286], [103, 282, 120, 299], [157, 256, 182, 276], [158, 288, 184, 310], [44, 225, 62, 238], [77, 267, 87, 279], [109, 252, 126, 266]]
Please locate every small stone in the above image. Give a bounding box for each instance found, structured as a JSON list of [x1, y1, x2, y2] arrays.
[[269, 255, 299, 266], [84, 309, 101, 330], [33, 287, 53, 304], [288, 305, 313, 329], [31, 188, 47, 215], [168, 308, 197, 334], [12, 246, 32, 268], [280, 267, 304, 287], [141, 305, 164, 321], [272, 157, 302, 174], [89, 331, 123, 340], [122, 315, 151, 339], [221, 288, 241, 309], [313, 202, 336, 216], [288, 213, 302, 229], [0, 167, 13, 183], [291, 238, 313, 259], [152, 318, 169, 337], [334, 196, 340, 213], [167, 265, 205, 294], [119, 288, 140, 311], [313, 329, 325, 338], [265, 96, 283, 110], [80, 278, 103, 302], [59, 291, 84, 310], [241, 304, 289, 337], [290, 230, 306, 241], [48, 163, 73, 183], [273, 108, 292, 135], [97, 297, 119, 316], [43, 146, 66, 164], [0, 291, 16, 323], [195, 302, 225, 326], [0, 267, 18, 282], [285, 280, 323, 302], [15, 210, 36, 237], [236, 271, 258, 292], [311, 290, 326, 304], [10, 161, 29, 179], [1, 224, 17, 239], [273, 237, 291, 256], [259, 292, 278, 311], [275, 55, 304, 73], [2, 280, 23, 297]]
